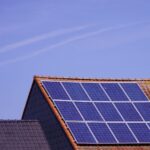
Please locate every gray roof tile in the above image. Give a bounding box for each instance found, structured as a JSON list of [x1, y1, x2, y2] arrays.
[[0, 120, 51, 150]]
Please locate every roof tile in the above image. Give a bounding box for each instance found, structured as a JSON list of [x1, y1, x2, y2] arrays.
[[0, 120, 51, 150]]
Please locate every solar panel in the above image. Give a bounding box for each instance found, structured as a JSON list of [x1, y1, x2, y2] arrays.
[[75, 102, 102, 121], [88, 123, 116, 144], [108, 123, 137, 143], [42, 81, 69, 100], [129, 123, 150, 143], [67, 122, 96, 144], [42, 80, 150, 145], [101, 83, 129, 101], [115, 103, 142, 121], [82, 83, 109, 101], [121, 83, 148, 101], [62, 82, 89, 100], [54, 101, 82, 121], [134, 103, 150, 121], [96, 103, 123, 121]]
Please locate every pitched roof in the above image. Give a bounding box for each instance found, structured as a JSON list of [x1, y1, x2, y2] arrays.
[[0, 120, 51, 150], [29, 76, 150, 150]]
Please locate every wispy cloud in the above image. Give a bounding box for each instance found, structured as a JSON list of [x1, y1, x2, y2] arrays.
[[0, 22, 148, 67], [0, 24, 93, 53]]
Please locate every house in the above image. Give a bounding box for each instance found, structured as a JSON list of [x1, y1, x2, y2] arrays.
[[1, 76, 150, 149]]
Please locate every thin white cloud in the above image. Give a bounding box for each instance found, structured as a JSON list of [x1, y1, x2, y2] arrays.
[[0, 24, 93, 53], [0, 22, 148, 67]]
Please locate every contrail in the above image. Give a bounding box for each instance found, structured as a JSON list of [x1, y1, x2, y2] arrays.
[[0, 22, 147, 67], [0, 24, 93, 53]]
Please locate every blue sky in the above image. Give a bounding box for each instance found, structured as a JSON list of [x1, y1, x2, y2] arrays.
[[0, 0, 150, 119]]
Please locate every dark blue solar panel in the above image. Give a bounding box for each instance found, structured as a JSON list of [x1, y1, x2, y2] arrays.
[[75, 102, 102, 121], [42, 81, 70, 100], [101, 83, 129, 101], [109, 123, 136, 143], [134, 103, 150, 121], [88, 123, 116, 144], [96, 103, 123, 121], [63, 82, 89, 100], [129, 123, 150, 143], [82, 83, 109, 101], [54, 101, 82, 121], [121, 83, 148, 101], [67, 122, 96, 144], [43, 80, 150, 145], [115, 103, 142, 121]]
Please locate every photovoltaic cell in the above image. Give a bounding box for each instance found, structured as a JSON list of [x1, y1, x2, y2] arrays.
[[108, 123, 136, 143], [75, 102, 102, 121], [121, 83, 148, 101], [134, 103, 150, 121], [67, 122, 96, 144], [88, 123, 116, 144], [129, 123, 150, 143], [101, 83, 129, 101], [54, 101, 82, 121], [82, 83, 109, 101], [42, 81, 69, 100], [115, 103, 142, 121], [63, 82, 89, 100], [96, 103, 123, 121]]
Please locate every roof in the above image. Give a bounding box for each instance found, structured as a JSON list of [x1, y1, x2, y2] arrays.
[[23, 76, 150, 150], [0, 120, 51, 150]]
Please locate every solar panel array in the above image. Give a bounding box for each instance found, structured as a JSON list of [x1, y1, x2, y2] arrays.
[[42, 81, 150, 145]]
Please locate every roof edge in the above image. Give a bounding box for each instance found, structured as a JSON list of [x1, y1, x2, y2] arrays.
[[21, 79, 35, 119], [34, 75, 150, 81], [34, 77, 78, 150]]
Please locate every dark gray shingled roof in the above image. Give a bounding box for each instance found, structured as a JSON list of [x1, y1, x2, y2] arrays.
[[0, 120, 51, 150]]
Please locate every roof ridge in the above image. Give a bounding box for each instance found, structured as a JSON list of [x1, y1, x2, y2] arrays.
[[34, 75, 150, 81]]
